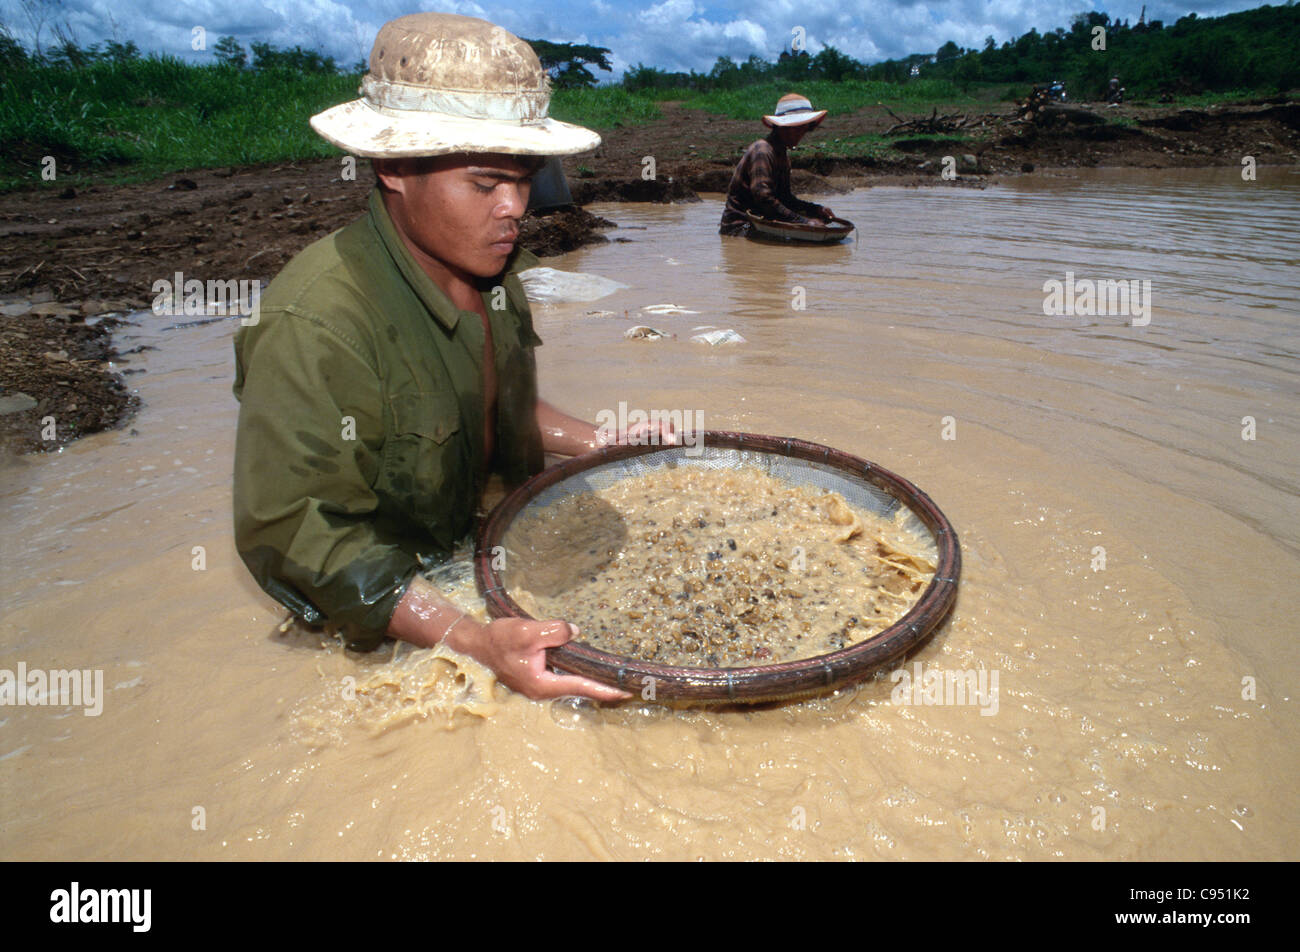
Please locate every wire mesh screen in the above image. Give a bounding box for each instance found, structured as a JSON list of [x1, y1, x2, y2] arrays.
[[477, 432, 959, 703]]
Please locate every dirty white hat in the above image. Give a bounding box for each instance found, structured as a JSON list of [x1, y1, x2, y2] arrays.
[[762, 93, 828, 128], [310, 13, 601, 158]]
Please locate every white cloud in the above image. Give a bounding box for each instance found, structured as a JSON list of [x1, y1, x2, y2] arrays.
[[0, 0, 1273, 76]]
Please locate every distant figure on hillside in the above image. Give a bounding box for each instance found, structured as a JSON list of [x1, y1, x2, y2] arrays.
[[718, 93, 836, 236], [1107, 78, 1126, 105]]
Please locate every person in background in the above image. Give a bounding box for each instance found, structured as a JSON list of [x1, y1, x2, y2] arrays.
[[719, 93, 836, 236]]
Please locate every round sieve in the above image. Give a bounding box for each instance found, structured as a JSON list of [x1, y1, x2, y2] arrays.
[[475, 431, 959, 703]]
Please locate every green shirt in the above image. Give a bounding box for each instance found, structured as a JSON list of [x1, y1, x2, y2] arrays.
[[232, 188, 545, 650]]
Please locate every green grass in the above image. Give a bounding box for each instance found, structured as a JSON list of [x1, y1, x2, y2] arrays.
[[0, 59, 672, 191], [1157, 88, 1290, 109], [1, 57, 361, 190], [549, 86, 661, 128]]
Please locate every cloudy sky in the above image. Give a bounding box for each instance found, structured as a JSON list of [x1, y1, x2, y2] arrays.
[[0, 0, 1270, 76]]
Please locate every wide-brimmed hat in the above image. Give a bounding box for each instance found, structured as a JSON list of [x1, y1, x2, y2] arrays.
[[310, 13, 601, 158], [762, 93, 828, 128]]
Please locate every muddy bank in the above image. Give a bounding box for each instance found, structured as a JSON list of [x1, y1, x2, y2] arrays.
[[562, 96, 1300, 195], [519, 205, 617, 256], [0, 167, 615, 454], [0, 301, 138, 456]]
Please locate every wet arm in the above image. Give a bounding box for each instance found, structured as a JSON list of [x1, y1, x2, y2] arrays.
[[388, 574, 631, 702], [784, 193, 829, 218], [748, 148, 815, 224], [772, 168, 829, 219], [535, 399, 601, 455], [534, 399, 681, 456]]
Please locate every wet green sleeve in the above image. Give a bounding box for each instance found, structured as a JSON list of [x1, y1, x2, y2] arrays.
[[232, 311, 417, 650]]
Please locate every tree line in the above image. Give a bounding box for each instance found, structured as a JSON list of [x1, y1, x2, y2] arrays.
[[626, 4, 1299, 99]]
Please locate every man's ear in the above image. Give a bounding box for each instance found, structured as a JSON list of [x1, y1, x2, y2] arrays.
[[373, 158, 409, 196]]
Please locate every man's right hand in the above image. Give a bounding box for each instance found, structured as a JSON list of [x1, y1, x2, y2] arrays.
[[388, 574, 630, 703], [445, 617, 632, 703]]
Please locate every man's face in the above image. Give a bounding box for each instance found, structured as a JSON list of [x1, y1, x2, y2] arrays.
[[777, 123, 817, 148], [377, 153, 541, 280]]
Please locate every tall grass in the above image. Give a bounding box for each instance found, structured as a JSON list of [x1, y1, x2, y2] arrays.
[[549, 86, 661, 127], [0, 57, 361, 188], [0, 57, 671, 190]]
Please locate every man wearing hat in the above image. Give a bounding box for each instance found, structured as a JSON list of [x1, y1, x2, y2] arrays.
[[232, 13, 644, 702], [719, 93, 836, 236]]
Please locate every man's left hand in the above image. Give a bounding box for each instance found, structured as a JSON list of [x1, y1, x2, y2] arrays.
[[595, 417, 679, 450]]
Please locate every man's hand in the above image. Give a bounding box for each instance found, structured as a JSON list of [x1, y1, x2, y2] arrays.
[[596, 416, 679, 450], [817, 206, 835, 222], [446, 617, 632, 702], [389, 574, 631, 702], [537, 399, 680, 456]]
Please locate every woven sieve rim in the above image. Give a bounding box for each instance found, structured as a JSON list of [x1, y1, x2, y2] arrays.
[[475, 431, 960, 703]]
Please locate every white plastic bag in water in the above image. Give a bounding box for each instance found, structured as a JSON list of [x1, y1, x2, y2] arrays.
[[689, 329, 746, 346], [517, 267, 628, 304], [624, 325, 674, 340]]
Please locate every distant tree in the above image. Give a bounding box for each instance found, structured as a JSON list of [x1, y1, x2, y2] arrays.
[[623, 62, 693, 92], [812, 45, 858, 81], [1071, 11, 1110, 36], [525, 39, 612, 89], [250, 41, 336, 73], [775, 48, 810, 82], [867, 58, 906, 82], [708, 55, 742, 89], [954, 51, 983, 88], [936, 40, 961, 62], [103, 39, 140, 62], [213, 35, 246, 69], [738, 53, 768, 84]]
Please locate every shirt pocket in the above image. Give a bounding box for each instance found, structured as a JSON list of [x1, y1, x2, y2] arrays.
[[383, 391, 471, 542], [390, 391, 461, 445]]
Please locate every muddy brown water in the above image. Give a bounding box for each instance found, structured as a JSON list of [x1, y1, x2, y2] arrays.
[[1, 167, 1296, 860]]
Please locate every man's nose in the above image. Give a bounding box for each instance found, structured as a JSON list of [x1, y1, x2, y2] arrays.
[[495, 183, 529, 218]]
